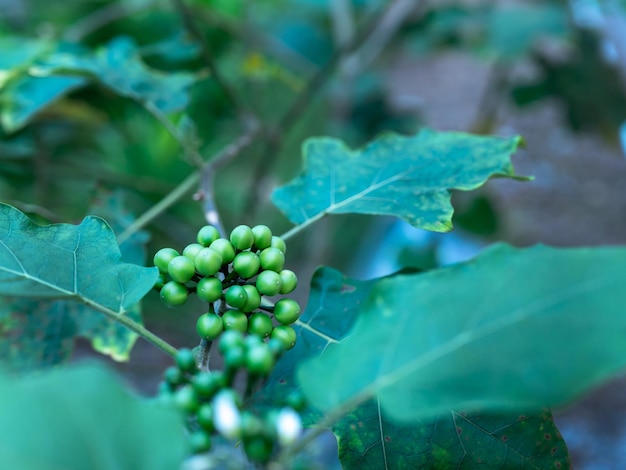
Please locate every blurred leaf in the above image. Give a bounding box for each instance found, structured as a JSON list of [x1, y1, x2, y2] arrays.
[[336, 402, 571, 469], [298, 244, 626, 422], [0, 203, 157, 312], [0, 36, 52, 87], [272, 130, 524, 232], [0, 363, 186, 469], [0, 75, 87, 132]]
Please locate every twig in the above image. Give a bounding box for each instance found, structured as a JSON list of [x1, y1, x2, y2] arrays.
[[170, 0, 247, 118]]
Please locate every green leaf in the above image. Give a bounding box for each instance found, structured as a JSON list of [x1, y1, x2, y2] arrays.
[[336, 402, 571, 469], [0, 36, 52, 87], [38, 36, 197, 112], [0, 203, 158, 312], [0, 363, 186, 469], [297, 244, 626, 423], [272, 130, 524, 232]]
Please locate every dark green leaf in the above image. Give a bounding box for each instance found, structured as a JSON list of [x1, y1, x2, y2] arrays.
[[298, 244, 626, 423], [336, 402, 571, 469], [0, 363, 186, 469], [0, 203, 158, 312], [272, 130, 524, 232]]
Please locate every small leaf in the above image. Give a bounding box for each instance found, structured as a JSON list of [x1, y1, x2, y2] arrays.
[[336, 402, 571, 469], [272, 130, 524, 232], [0, 363, 186, 469], [0, 203, 158, 313], [297, 244, 626, 423]]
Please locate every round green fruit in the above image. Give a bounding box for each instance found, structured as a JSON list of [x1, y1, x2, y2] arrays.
[[270, 236, 287, 254], [196, 277, 223, 303], [225, 285, 248, 309], [189, 429, 212, 454], [278, 269, 298, 294], [183, 243, 204, 260], [209, 238, 236, 264], [223, 345, 246, 370], [271, 325, 297, 350], [243, 435, 273, 464], [256, 270, 282, 296], [246, 343, 275, 376], [197, 225, 220, 247], [164, 366, 184, 387], [230, 225, 254, 251], [197, 403, 214, 431], [196, 313, 223, 340], [241, 285, 261, 313], [154, 274, 166, 290], [160, 281, 188, 307], [233, 251, 261, 279], [251, 225, 272, 250], [259, 247, 285, 272], [218, 330, 245, 355], [273, 298, 301, 325], [222, 310, 248, 333], [153, 247, 179, 274], [168, 256, 196, 283], [192, 371, 224, 398], [247, 312, 273, 338], [174, 384, 199, 413], [176, 348, 197, 373], [194, 248, 223, 277]]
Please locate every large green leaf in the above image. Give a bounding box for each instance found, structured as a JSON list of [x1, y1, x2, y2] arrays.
[[0, 203, 157, 312], [272, 130, 523, 232], [256, 266, 571, 468], [336, 402, 570, 469], [298, 244, 626, 423], [0, 202, 156, 368], [0, 363, 186, 469]]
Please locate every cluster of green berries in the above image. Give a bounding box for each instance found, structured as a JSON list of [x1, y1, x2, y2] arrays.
[[160, 341, 306, 463], [153, 224, 300, 350], [154, 224, 305, 463]]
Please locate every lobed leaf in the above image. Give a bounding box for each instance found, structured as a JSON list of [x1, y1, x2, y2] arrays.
[[298, 244, 626, 424], [0, 363, 186, 469], [272, 130, 524, 232]]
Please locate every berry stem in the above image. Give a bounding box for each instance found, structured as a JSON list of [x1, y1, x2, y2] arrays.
[[197, 338, 212, 371]]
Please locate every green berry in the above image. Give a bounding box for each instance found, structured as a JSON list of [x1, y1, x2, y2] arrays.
[[196, 277, 223, 303], [160, 281, 188, 307], [251, 225, 272, 250], [273, 298, 301, 325], [154, 274, 166, 290], [197, 225, 220, 246], [247, 312, 274, 338], [271, 325, 297, 350], [223, 345, 246, 370], [218, 330, 244, 355], [222, 309, 248, 332], [192, 371, 224, 398], [270, 236, 287, 254], [230, 225, 254, 251], [241, 411, 265, 438], [246, 343, 275, 376], [256, 270, 282, 296], [189, 429, 212, 454], [195, 248, 223, 276], [285, 390, 307, 412], [259, 247, 285, 272], [164, 366, 184, 387], [153, 247, 179, 274], [168, 255, 196, 283], [197, 403, 215, 431], [225, 285, 248, 309], [278, 269, 298, 294], [183, 243, 204, 260], [196, 313, 224, 340], [243, 435, 273, 464], [176, 348, 197, 373], [174, 384, 200, 413], [241, 284, 261, 313], [209, 238, 236, 264], [233, 251, 261, 279]]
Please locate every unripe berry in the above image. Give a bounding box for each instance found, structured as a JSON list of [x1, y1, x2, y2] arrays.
[[230, 225, 254, 251]]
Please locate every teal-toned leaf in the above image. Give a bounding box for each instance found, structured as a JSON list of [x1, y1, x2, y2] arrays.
[[0, 203, 158, 312], [37, 36, 197, 112], [298, 244, 626, 424], [272, 130, 524, 232], [0, 363, 186, 469], [0, 74, 87, 132], [0, 36, 52, 87], [336, 402, 571, 469]]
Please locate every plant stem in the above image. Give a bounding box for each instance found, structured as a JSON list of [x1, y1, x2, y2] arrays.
[[89, 301, 179, 357], [116, 170, 200, 245], [279, 212, 325, 242]]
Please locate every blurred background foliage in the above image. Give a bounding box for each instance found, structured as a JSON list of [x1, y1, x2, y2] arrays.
[[1, 1, 626, 465]]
